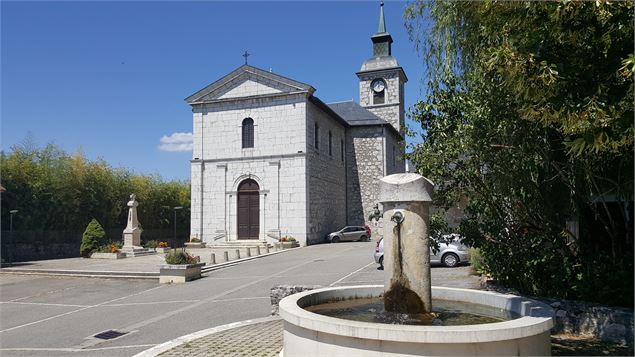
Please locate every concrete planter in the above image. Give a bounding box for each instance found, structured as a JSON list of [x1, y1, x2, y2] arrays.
[[159, 263, 206, 284], [155, 247, 171, 253], [279, 285, 554, 357], [278, 241, 298, 249], [90, 252, 126, 259], [184, 242, 206, 248]]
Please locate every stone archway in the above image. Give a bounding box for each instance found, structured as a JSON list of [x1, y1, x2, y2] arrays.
[[237, 179, 260, 240]]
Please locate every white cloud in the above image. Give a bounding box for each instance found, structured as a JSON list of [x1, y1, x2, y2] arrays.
[[158, 132, 193, 152]]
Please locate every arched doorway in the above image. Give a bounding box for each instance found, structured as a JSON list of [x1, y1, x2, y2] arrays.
[[237, 179, 259, 240]]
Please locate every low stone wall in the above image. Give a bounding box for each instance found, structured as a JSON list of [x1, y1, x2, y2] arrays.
[[482, 280, 634, 346], [270, 285, 322, 315], [2, 243, 79, 262]]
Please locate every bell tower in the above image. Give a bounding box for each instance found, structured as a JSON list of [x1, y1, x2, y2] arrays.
[[357, 1, 407, 134]]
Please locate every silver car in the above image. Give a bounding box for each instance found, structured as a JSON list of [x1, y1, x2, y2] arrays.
[[373, 236, 470, 268], [327, 226, 371, 243]]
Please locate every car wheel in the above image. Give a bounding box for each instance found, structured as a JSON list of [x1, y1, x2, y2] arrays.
[[359, 235, 368, 242], [442, 253, 459, 267], [331, 236, 340, 243], [379, 256, 384, 270]]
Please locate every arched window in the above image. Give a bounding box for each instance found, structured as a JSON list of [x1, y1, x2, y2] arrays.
[[242, 118, 254, 148]]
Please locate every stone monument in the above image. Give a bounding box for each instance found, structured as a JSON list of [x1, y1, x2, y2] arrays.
[[121, 194, 154, 257], [378, 173, 434, 315]]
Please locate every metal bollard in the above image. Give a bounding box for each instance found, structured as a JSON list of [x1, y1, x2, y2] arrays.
[[224, 251, 229, 262], [256, 246, 261, 255], [266, 245, 270, 253], [236, 249, 240, 259], [210, 253, 216, 265], [247, 247, 251, 257]]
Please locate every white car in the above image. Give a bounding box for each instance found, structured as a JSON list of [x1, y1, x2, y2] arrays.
[[373, 236, 470, 269]]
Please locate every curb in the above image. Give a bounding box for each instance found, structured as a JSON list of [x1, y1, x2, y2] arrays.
[[132, 316, 281, 357], [0, 247, 298, 280]]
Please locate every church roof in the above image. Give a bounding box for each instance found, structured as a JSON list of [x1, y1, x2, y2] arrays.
[[327, 101, 387, 126], [185, 64, 315, 104]]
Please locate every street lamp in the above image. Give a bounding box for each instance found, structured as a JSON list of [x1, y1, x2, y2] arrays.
[[173, 206, 183, 242], [8, 210, 18, 265]]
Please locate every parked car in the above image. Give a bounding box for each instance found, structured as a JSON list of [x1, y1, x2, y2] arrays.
[[373, 236, 470, 268], [326, 225, 371, 243]]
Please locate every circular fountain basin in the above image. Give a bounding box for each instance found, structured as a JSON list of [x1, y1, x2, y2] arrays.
[[279, 285, 554, 357]]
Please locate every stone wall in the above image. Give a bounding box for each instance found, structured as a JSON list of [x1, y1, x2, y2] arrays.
[[346, 126, 385, 225], [483, 280, 634, 346], [306, 102, 347, 245]]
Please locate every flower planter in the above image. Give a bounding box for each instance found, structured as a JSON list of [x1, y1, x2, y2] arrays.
[[278, 241, 299, 249], [159, 262, 206, 284], [155, 247, 171, 253], [184, 242, 206, 248], [90, 252, 126, 259]]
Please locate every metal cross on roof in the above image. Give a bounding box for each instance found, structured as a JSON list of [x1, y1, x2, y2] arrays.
[[243, 51, 250, 65]]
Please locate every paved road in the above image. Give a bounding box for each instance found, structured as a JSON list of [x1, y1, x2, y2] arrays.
[[0, 242, 479, 357]]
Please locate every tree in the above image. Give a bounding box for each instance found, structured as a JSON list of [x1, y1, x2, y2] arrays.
[[80, 218, 106, 257], [405, 0, 633, 305]]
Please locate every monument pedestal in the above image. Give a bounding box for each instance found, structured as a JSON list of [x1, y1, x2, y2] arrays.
[[120, 194, 155, 257]]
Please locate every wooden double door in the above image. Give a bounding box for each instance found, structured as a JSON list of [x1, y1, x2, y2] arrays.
[[237, 179, 259, 240]]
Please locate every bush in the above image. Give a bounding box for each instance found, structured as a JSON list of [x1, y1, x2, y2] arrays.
[[190, 237, 201, 243], [143, 240, 158, 249], [97, 242, 121, 253], [80, 219, 106, 257], [158, 241, 168, 248], [469, 248, 486, 276], [164, 249, 198, 265]]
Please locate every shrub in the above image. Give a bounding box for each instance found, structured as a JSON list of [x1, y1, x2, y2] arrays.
[[143, 240, 159, 249], [190, 237, 201, 243], [80, 219, 106, 257], [165, 249, 198, 265], [280, 236, 296, 242], [469, 248, 486, 276], [158, 241, 168, 248]]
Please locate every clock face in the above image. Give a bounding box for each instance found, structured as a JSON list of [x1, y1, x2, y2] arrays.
[[371, 79, 386, 93]]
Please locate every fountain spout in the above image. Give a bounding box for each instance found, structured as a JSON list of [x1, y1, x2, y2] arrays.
[[379, 173, 434, 315]]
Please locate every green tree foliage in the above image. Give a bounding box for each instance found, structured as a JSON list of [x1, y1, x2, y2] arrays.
[[405, 0, 633, 306], [1, 142, 191, 244], [80, 218, 106, 257]]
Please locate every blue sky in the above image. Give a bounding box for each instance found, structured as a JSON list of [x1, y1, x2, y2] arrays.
[[2, 1, 427, 181]]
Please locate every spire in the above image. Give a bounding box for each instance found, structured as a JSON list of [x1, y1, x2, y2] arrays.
[[370, 1, 392, 57], [377, 1, 386, 34]]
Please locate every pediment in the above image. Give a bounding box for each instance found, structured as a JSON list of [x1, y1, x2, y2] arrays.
[[186, 65, 315, 104]]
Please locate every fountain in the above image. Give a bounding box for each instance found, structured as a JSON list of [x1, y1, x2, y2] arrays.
[[279, 173, 553, 356]]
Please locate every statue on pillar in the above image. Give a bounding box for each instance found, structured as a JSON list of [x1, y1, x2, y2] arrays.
[[122, 194, 142, 251]]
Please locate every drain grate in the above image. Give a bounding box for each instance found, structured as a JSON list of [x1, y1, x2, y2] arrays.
[[93, 330, 127, 340]]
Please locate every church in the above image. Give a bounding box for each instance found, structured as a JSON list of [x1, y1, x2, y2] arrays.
[[186, 3, 406, 246]]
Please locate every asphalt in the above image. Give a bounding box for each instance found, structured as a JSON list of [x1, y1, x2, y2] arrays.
[[0, 242, 481, 357]]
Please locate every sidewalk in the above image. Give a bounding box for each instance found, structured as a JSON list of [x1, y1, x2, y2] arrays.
[[136, 317, 283, 357], [0, 246, 293, 279]]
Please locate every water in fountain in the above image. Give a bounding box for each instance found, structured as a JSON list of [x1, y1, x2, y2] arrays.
[[305, 296, 519, 326]]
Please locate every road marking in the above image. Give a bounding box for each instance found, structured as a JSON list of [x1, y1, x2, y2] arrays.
[[329, 261, 376, 286], [212, 296, 269, 302], [0, 344, 156, 352], [0, 285, 165, 333], [0, 301, 88, 308], [105, 299, 200, 307]]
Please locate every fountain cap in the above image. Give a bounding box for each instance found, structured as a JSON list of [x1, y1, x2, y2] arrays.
[[379, 173, 434, 203]]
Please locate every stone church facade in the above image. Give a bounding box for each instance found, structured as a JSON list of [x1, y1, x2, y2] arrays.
[[186, 4, 406, 246]]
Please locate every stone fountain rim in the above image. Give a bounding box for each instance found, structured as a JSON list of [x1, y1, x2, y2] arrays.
[[279, 285, 554, 344]]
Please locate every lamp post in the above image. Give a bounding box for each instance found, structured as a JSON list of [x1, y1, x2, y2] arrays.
[[173, 206, 183, 242], [8, 210, 18, 265]]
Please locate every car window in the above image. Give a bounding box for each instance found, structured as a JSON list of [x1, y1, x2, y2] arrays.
[[342, 227, 353, 233]]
